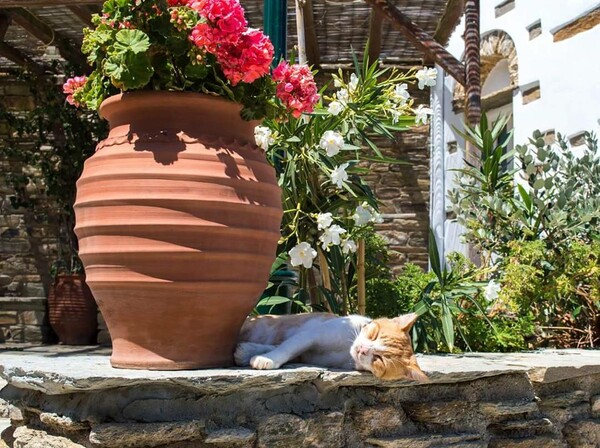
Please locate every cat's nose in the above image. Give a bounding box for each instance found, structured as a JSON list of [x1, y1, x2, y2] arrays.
[[358, 346, 369, 355]]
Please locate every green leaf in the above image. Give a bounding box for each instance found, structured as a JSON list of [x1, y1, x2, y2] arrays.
[[114, 29, 151, 54], [441, 303, 455, 351], [533, 178, 545, 190], [255, 296, 292, 307], [286, 136, 301, 143], [358, 155, 410, 165], [184, 63, 209, 80], [428, 228, 443, 282], [517, 184, 532, 211], [106, 51, 154, 90]]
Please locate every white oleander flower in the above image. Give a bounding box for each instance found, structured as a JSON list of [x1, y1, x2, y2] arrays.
[[415, 67, 438, 89], [254, 126, 274, 150], [330, 163, 349, 188], [319, 130, 345, 157], [289, 242, 317, 269], [352, 203, 373, 226], [328, 100, 344, 116], [371, 210, 384, 224], [316, 212, 334, 230], [353, 202, 383, 226], [392, 83, 410, 105], [484, 280, 501, 302], [319, 224, 346, 250], [390, 107, 403, 124], [334, 77, 343, 88], [415, 104, 433, 125], [336, 88, 349, 103], [349, 73, 359, 93], [341, 239, 357, 254]]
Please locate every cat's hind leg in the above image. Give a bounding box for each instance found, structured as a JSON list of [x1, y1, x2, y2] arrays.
[[234, 342, 276, 366]]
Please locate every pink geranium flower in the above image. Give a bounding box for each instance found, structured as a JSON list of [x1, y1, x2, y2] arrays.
[[272, 61, 319, 118], [62, 76, 87, 107], [216, 28, 274, 86]]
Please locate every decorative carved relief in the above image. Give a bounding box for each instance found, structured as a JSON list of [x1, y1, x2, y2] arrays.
[[430, 71, 445, 263], [453, 30, 519, 112]]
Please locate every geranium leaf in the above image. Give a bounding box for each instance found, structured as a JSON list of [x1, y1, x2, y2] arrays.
[[114, 29, 151, 54]]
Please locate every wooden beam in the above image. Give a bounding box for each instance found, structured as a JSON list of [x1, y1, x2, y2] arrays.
[[363, 0, 466, 86], [68, 5, 94, 27], [464, 0, 481, 124], [303, 0, 320, 67], [10, 8, 87, 69], [433, 0, 465, 46], [367, 8, 383, 63], [0, 0, 102, 7], [0, 13, 12, 40], [0, 40, 45, 74]]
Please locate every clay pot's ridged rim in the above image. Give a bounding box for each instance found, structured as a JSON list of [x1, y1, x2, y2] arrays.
[[99, 91, 250, 121]]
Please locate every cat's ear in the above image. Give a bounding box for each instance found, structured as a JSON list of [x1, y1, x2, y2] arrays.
[[393, 313, 419, 331], [408, 364, 428, 382]]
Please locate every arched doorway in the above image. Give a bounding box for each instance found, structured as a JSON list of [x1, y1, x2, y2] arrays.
[[435, 30, 519, 260]]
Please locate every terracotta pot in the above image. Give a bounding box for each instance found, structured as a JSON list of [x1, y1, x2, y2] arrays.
[[74, 92, 282, 370], [48, 274, 98, 345]]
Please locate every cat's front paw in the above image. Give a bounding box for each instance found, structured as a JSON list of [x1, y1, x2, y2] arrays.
[[250, 355, 277, 370]]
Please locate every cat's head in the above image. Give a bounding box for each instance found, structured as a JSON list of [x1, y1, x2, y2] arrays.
[[350, 313, 427, 381]]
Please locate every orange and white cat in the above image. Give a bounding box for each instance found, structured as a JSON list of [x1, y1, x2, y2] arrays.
[[235, 312, 427, 381]]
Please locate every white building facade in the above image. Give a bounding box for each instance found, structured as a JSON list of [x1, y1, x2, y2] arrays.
[[431, 0, 600, 260]]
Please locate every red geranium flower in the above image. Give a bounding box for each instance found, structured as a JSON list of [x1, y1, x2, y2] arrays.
[[216, 28, 274, 86], [272, 61, 319, 118]]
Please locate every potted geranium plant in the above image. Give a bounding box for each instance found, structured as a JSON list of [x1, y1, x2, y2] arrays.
[[65, 0, 319, 369]]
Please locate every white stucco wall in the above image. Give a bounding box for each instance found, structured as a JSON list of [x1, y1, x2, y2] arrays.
[[434, 0, 600, 258]]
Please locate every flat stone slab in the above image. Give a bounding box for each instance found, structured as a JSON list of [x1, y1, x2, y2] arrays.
[[1, 346, 600, 395]]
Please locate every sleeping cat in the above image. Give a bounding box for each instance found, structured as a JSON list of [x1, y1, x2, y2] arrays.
[[234, 312, 427, 381]]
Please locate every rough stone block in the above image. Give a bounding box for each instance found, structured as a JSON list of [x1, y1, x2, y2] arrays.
[[89, 421, 205, 448], [591, 394, 600, 418], [353, 406, 415, 438], [0, 240, 30, 254], [12, 426, 85, 448], [0, 297, 47, 312], [479, 401, 539, 422], [0, 312, 17, 325], [39, 413, 90, 433], [403, 401, 476, 431], [18, 311, 46, 326], [203, 427, 255, 447], [366, 433, 484, 448], [488, 437, 566, 448], [304, 411, 344, 447], [563, 419, 600, 448], [487, 418, 556, 438], [257, 414, 307, 448]]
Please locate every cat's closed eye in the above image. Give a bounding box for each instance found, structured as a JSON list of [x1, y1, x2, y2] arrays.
[[365, 323, 379, 340]]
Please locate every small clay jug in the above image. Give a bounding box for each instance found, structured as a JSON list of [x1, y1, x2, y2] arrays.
[[48, 274, 98, 345]]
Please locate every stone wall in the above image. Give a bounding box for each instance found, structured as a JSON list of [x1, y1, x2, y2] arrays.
[[316, 70, 431, 273], [0, 75, 58, 344], [1, 349, 599, 447], [368, 113, 430, 274]]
